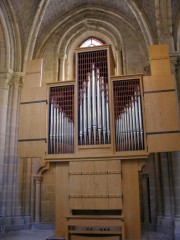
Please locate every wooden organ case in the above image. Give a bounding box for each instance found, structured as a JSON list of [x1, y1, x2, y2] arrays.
[[18, 44, 180, 240]]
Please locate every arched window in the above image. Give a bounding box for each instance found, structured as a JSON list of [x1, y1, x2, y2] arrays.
[[80, 37, 104, 48]]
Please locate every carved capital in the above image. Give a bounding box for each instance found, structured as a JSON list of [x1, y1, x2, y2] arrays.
[[9, 72, 24, 87], [0, 70, 13, 89], [33, 176, 42, 184], [59, 53, 67, 62]]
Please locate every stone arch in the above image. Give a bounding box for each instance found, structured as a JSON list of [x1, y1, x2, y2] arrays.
[[0, 6, 11, 70], [0, 1, 22, 72], [33, 162, 50, 222], [34, 5, 136, 57], [23, 0, 50, 66], [56, 21, 124, 81], [127, 0, 155, 46], [34, 4, 151, 83]]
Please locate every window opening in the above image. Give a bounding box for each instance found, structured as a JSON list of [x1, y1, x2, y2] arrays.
[[80, 37, 104, 48]]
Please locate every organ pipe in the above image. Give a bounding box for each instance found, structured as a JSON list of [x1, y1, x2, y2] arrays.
[[83, 81, 87, 144], [101, 77, 107, 144], [106, 83, 110, 143], [92, 64, 97, 144], [87, 73, 92, 144], [97, 69, 102, 144]]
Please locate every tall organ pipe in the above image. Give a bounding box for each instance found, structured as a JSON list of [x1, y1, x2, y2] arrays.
[[83, 81, 87, 144], [50, 103, 54, 153], [92, 64, 97, 144], [53, 106, 57, 153], [100, 77, 106, 144], [138, 90, 143, 149], [97, 69, 102, 144], [106, 83, 110, 143], [87, 73, 92, 144], [79, 89, 83, 145], [134, 91, 140, 149]]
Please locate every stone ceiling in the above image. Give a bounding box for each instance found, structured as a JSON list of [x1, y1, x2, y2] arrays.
[[1, 0, 180, 67], [10, 0, 157, 49]]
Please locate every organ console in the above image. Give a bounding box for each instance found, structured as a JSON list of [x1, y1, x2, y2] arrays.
[[18, 44, 180, 240]]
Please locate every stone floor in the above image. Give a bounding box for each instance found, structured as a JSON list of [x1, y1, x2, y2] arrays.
[[0, 230, 171, 240]]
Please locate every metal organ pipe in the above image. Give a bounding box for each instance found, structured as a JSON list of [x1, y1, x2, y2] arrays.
[[92, 64, 97, 144], [97, 69, 102, 144], [79, 89, 83, 145], [137, 87, 144, 149], [83, 81, 87, 144], [106, 83, 110, 143], [87, 73, 92, 144], [101, 77, 107, 144]]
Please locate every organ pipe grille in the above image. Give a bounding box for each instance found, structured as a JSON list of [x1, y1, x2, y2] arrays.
[[77, 50, 110, 145], [113, 79, 144, 151], [48, 85, 74, 154]]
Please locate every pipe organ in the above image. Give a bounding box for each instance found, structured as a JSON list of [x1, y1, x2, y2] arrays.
[[46, 45, 146, 240], [18, 44, 180, 240]]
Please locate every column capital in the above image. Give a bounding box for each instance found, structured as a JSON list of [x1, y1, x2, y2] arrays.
[[9, 72, 24, 87], [115, 48, 122, 53], [0, 70, 14, 89], [58, 52, 67, 61], [169, 52, 180, 74], [33, 176, 42, 183], [143, 61, 151, 76]]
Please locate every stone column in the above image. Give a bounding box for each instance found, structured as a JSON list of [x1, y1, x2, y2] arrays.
[[7, 74, 22, 217], [2, 73, 22, 225], [174, 57, 180, 117], [59, 53, 67, 81], [33, 176, 42, 222], [0, 72, 11, 217], [154, 153, 163, 223], [159, 152, 174, 237], [141, 173, 150, 224], [115, 49, 123, 75], [171, 152, 180, 240]]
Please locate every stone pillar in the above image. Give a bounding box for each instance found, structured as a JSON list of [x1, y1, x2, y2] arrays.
[[0, 72, 11, 217], [158, 152, 174, 237], [171, 152, 180, 240], [33, 176, 42, 222], [174, 57, 180, 117], [154, 153, 163, 222], [115, 49, 123, 75], [141, 173, 150, 224], [2, 74, 22, 221], [59, 53, 67, 81]]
